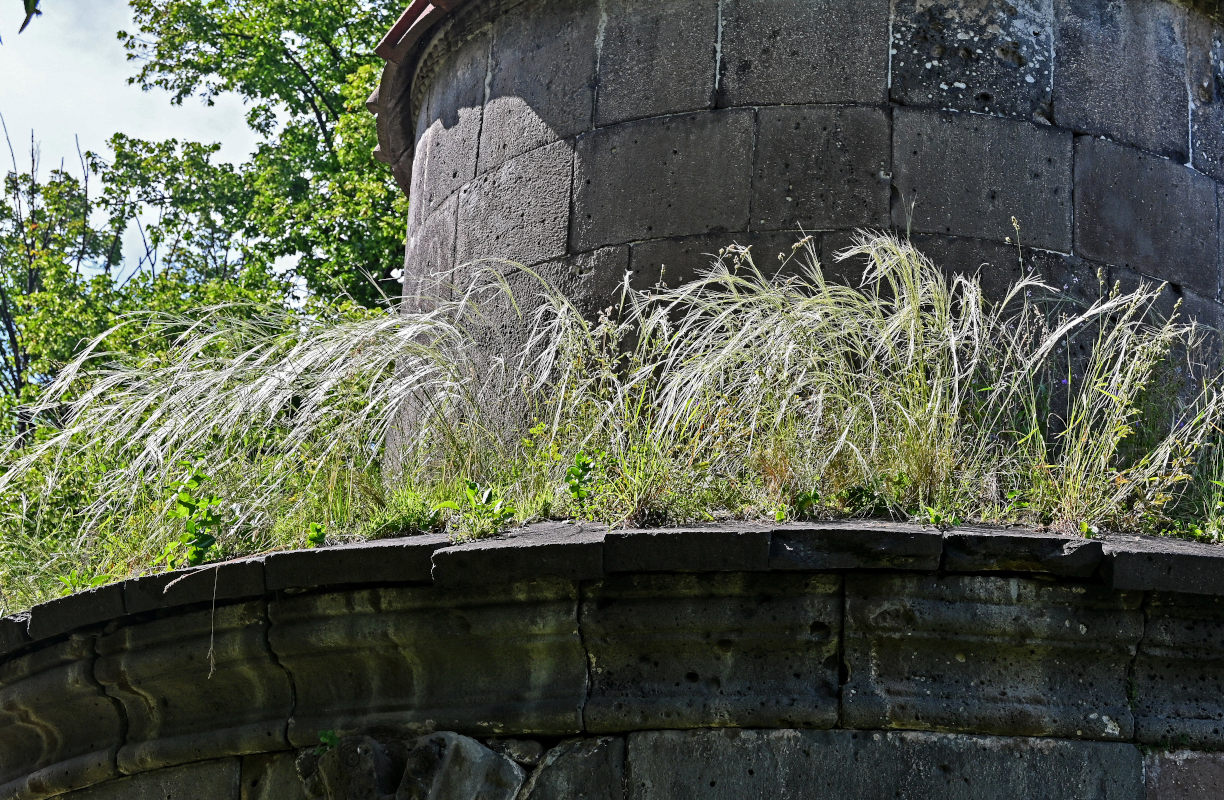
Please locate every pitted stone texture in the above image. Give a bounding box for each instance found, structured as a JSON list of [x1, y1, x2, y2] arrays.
[[1053, 0, 1188, 159], [594, 0, 718, 126], [0, 635, 121, 800], [456, 140, 573, 267], [241, 753, 308, 800], [269, 579, 585, 746], [752, 105, 891, 231], [890, 0, 1054, 120], [1189, 19, 1224, 182], [892, 109, 1072, 250], [572, 109, 755, 251], [519, 738, 624, 800], [1146, 750, 1224, 800], [717, 0, 889, 106], [843, 574, 1142, 739], [531, 246, 631, 317], [1104, 533, 1224, 596], [626, 231, 806, 289], [419, 28, 490, 213], [95, 601, 291, 774], [478, 0, 596, 173], [54, 759, 241, 800], [1134, 593, 1224, 748], [625, 729, 1143, 799], [404, 193, 458, 305], [1074, 137, 1219, 297], [582, 572, 842, 732]]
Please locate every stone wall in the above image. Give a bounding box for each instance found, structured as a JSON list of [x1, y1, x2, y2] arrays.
[[1, 522, 1223, 798], [371, 0, 1224, 326]]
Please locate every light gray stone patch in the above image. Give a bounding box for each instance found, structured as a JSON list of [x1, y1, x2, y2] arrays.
[[1188, 17, 1224, 182], [420, 29, 491, 213]]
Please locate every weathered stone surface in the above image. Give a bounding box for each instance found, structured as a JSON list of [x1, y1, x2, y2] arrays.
[[572, 109, 755, 251], [404, 192, 458, 305], [55, 759, 241, 800], [594, 0, 717, 126], [241, 753, 307, 800], [583, 572, 841, 731], [0, 611, 30, 657], [26, 583, 125, 643], [1074, 137, 1218, 297], [530, 246, 631, 317], [430, 524, 604, 586], [1188, 18, 1224, 182], [95, 601, 292, 773], [905, 234, 1054, 301], [264, 534, 450, 592], [1134, 593, 1224, 748], [0, 635, 121, 799], [625, 729, 1143, 799], [124, 559, 265, 615], [456, 140, 573, 267], [603, 527, 769, 573], [269, 579, 585, 746], [1104, 533, 1224, 596], [769, 522, 943, 571], [718, 0, 889, 106], [843, 574, 1142, 739], [520, 737, 624, 800], [942, 527, 1104, 577], [626, 231, 802, 289], [890, 0, 1054, 121], [892, 109, 1072, 250], [419, 29, 490, 213], [478, 0, 596, 173], [752, 105, 891, 231], [1053, 0, 1188, 159], [1146, 750, 1224, 800], [485, 737, 544, 767]]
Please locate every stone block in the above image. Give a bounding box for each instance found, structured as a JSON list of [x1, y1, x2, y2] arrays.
[[531, 245, 632, 318], [1133, 593, 1224, 748], [95, 601, 293, 773], [0, 635, 122, 799], [1053, 0, 1188, 159], [0, 612, 29, 657], [752, 105, 891, 231], [456, 140, 573, 266], [942, 527, 1103, 577], [906, 234, 1038, 301], [1146, 750, 1224, 800], [479, 0, 597, 172], [768, 522, 943, 571], [892, 109, 1073, 251], [572, 109, 755, 250], [430, 524, 605, 586], [263, 534, 450, 592], [26, 583, 125, 643], [520, 737, 624, 800], [404, 192, 458, 306], [1074, 137, 1218, 297], [595, 0, 718, 126], [419, 29, 490, 213], [1191, 20, 1224, 185], [124, 559, 265, 615], [241, 753, 307, 800], [582, 572, 842, 731], [842, 574, 1143, 739], [889, 0, 1054, 120], [55, 759, 242, 800], [626, 231, 802, 288], [718, 0, 889, 106], [1104, 533, 1224, 596], [603, 526, 770, 573], [268, 579, 586, 746], [625, 729, 1143, 799]]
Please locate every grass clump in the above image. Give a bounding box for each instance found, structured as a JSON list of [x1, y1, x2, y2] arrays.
[[1, 231, 1222, 611]]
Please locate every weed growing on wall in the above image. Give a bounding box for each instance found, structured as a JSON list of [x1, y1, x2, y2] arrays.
[[1, 232, 1222, 610]]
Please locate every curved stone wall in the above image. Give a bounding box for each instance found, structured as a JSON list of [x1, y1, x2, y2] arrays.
[[1, 522, 1223, 798], [372, 0, 1224, 324]]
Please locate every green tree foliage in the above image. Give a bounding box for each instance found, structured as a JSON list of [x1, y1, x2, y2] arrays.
[[121, 0, 408, 304]]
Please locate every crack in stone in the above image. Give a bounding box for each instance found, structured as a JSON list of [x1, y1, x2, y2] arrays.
[[576, 580, 595, 734], [261, 597, 297, 751], [88, 632, 128, 781], [1125, 590, 1151, 745]]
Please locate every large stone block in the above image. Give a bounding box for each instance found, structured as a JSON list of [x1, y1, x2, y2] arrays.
[[530, 246, 632, 317], [404, 192, 458, 304], [430, 525, 605, 587], [768, 522, 943, 571], [0, 635, 121, 800], [842, 574, 1143, 739], [752, 105, 891, 231], [1133, 593, 1224, 749], [603, 527, 770, 574], [268, 579, 586, 746], [572, 109, 755, 251], [718, 0, 889, 106], [1188, 18, 1224, 182], [942, 527, 1103, 577], [419, 29, 490, 213], [95, 601, 292, 774], [520, 738, 624, 800], [1074, 136, 1218, 297], [626, 230, 804, 288], [456, 140, 574, 267], [263, 534, 451, 592], [594, 0, 718, 126], [582, 572, 842, 732], [1146, 750, 1224, 800], [55, 759, 241, 800], [889, 0, 1054, 120], [479, 0, 597, 173], [625, 729, 1143, 799], [1053, 0, 1188, 159], [892, 109, 1073, 251], [26, 583, 124, 643]]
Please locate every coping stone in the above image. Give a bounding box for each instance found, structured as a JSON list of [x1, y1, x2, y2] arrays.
[[603, 526, 770, 573], [26, 583, 126, 644], [263, 533, 450, 591], [942, 527, 1104, 577], [768, 522, 943, 571], [124, 559, 266, 616], [0, 613, 30, 658], [431, 523, 605, 586], [1103, 533, 1224, 596]]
